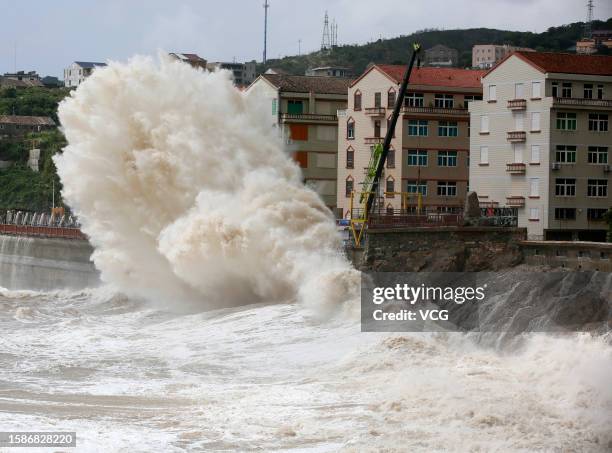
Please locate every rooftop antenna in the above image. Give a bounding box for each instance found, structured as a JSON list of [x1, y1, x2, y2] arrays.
[[263, 0, 270, 65], [321, 11, 331, 52], [585, 0, 594, 39]]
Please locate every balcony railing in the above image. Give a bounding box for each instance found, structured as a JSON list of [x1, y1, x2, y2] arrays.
[[506, 196, 526, 207], [507, 131, 526, 142], [401, 106, 469, 116], [280, 113, 337, 123], [553, 97, 612, 108], [506, 163, 526, 174], [365, 107, 386, 116], [364, 137, 384, 144], [507, 99, 526, 110]]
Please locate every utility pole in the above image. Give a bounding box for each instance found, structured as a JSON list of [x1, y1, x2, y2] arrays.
[[263, 0, 270, 65], [298, 39, 301, 55]]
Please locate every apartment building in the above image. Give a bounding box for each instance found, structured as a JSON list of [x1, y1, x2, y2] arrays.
[[306, 66, 353, 78], [469, 51, 612, 241], [207, 61, 257, 86], [64, 62, 107, 87], [336, 65, 485, 217], [246, 74, 351, 210], [472, 45, 534, 69], [424, 45, 459, 67]]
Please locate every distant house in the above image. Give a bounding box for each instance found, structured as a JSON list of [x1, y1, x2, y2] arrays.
[[0, 115, 56, 139], [424, 45, 458, 67], [306, 66, 353, 77], [576, 31, 612, 55], [169, 53, 207, 69], [207, 61, 257, 86], [0, 71, 43, 88], [264, 68, 288, 75], [64, 62, 107, 88], [472, 45, 534, 69]]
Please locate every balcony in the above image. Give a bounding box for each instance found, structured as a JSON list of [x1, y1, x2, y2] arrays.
[[506, 196, 525, 207], [280, 112, 338, 124], [365, 107, 386, 116], [507, 131, 526, 142], [553, 97, 612, 109], [364, 137, 384, 144], [507, 99, 526, 110], [402, 106, 469, 119], [506, 163, 526, 174]]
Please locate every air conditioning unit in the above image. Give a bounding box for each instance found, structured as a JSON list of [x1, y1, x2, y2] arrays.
[[551, 162, 561, 170], [604, 164, 610, 173]]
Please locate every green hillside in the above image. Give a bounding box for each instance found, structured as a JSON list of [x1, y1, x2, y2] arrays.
[[260, 18, 612, 76]]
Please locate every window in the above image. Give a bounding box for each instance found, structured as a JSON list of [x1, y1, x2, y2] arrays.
[[584, 84, 593, 99], [387, 149, 395, 168], [405, 93, 424, 107], [515, 83, 524, 99], [346, 148, 354, 168], [345, 178, 354, 197], [437, 181, 457, 197], [488, 85, 496, 101], [463, 95, 482, 108], [554, 208, 576, 220], [407, 150, 428, 166], [529, 208, 540, 220], [387, 89, 396, 108], [289, 124, 308, 141], [561, 82, 572, 98], [408, 120, 428, 136], [552, 82, 559, 97], [530, 178, 539, 197], [272, 98, 277, 115], [588, 113, 608, 132], [587, 208, 607, 221], [406, 180, 427, 196], [287, 100, 303, 114], [555, 178, 576, 197], [514, 112, 524, 131], [480, 146, 489, 164], [531, 81, 541, 98], [587, 179, 607, 197], [437, 150, 458, 167], [531, 145, 540, 164], [556, 112, 577, 130], [588, 146, 608, 164], [597, 84, 604, 100], [374, 92, 382, 108], [347, 119, 355, 139], [438, 121, 458, 137], [555, 145, 576, 163], [294, 151, 308, 168], [434, 94, 454, 108], [531, 112, 540, 131], [480, 115, 489, 133], [374, 120, 381, 138], [353, 91, 362, 111], [386, 177, 395, 195]]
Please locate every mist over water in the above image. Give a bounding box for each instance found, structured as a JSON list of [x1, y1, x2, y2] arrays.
[[0, 55, 609, 451], [54, 54, 358, 311]]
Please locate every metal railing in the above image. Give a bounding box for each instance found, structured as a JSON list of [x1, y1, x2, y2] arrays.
[[0, 210, 86, 240], [507, 99, 527, 109], [0, 224, 86, 240], [553, 97, 612, 108], [280, 113, 337, 122], [401, 106, 469, 116], [369, 212, 463, 229], [365, 107, 386, 116]]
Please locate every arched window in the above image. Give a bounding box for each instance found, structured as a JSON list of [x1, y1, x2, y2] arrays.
[[386, 176, 395, 197], [354, 90, 362, 111], [346, 146, 355, 169], [345, 176, 354, 198], [387, 87, 397, 108], [386, 145, 395, 168], [386, 203, 395, 215], [347, 117, 355, 140]]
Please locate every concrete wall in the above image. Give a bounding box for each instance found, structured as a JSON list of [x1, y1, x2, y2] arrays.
[[0, 234, 99, 290], [522, 240, 612, 271]]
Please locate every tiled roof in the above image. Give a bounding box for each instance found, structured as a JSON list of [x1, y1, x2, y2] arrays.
[[0, 115, 56, 126], [261, 74, 352, 95], [170, 53, 206, 62], [511, 51, 612, 76], [74, 62, 107, 69], [366, 65, 486, 88]]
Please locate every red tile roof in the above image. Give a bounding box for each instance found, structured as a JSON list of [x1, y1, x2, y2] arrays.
[[261, 74, 352, 95], [510, 51, 612, 76], [0, 115, 55, 126], [373, 65, 486, 88]]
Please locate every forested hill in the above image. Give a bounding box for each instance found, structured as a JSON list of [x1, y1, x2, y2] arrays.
[[260, 18, 612, 76]]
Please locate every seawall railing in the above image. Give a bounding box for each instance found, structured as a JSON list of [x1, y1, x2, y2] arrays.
[[0, 210, 86, 240]]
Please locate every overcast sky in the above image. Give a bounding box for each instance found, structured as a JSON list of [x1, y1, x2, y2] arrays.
[[1, 0, 610, 78]]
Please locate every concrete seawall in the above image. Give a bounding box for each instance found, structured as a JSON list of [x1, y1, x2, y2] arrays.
[[0, 234, 100, 290]]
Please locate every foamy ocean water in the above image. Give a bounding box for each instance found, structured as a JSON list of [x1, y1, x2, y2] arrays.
[[1, 286, 610, 452]]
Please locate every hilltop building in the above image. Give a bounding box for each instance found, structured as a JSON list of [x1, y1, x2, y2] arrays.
[[0, 115, 56, 139], [424, 45, 458, 67], [469, 51, 612, 241], [306, 66, 353, 78], [472, 44, 534, 69], [576, 31, 612, 55], [207, 61, 257, 86], [246, 74, 351, 210], [64, 62, 107, 88], [336, 65, 485, 218]]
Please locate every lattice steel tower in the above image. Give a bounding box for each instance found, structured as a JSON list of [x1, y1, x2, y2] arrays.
[[585, 0, 594, 39], [321, 11, 331, 51]]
